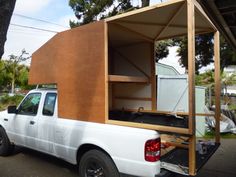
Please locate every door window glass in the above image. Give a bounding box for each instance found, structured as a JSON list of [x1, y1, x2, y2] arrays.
[[18, 93, 41, 115], [42, 93, 57, 116]]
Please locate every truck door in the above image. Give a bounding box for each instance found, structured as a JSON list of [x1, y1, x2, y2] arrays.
[[37, 92, 57, 153], [10, 93, 41, 148]]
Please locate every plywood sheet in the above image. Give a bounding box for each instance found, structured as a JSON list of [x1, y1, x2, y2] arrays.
[[29, 21, 106, 123], [107, 0, 216, 44], [111, 43, 153, 110]]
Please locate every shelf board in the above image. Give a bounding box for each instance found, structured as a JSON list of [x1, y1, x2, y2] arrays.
[[108, 75, 149, 83]]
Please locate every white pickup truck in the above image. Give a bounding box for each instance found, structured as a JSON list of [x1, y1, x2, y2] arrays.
[[0, 89, 166, 177]]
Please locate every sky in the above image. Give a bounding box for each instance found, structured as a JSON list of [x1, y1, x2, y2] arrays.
[[3, 0, 188, 73]]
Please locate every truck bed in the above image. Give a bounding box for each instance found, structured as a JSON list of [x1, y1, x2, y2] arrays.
[[109, 110, 220, 175], [109, 110, 188, 128], [161, 143, 220, 175]]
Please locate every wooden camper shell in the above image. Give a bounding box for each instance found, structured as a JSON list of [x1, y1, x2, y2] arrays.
[[29, 0, 221, 175]]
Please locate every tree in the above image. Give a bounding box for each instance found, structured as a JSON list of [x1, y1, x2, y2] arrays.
[[221, 72, 236, 95], [155, 39, 172, 62], [173, 33, 236, 72], [4, 49, 30, 94], [196, 70, 236, 97], [0, 0, 16, 59], [69, 0, 134, 26], [69, 0, 158, 27], [69, 0, 170, 60], [220, 36, 236, 70], [0, 60, 9, 91], [172, 33, 214, 73], [17, 66, 34, 90]]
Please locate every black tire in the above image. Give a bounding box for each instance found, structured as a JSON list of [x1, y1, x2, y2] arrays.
[[0, 127, 12, 156], [79, 149, 120, 177]]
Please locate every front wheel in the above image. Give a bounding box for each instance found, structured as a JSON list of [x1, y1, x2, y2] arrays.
[[79, 149, 120, 177], [0, 127, 13, 156]]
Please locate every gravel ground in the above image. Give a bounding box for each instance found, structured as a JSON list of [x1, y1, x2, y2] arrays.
[[0, 139, 236, 177]]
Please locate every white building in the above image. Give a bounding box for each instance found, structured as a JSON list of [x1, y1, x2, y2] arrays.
[[224, 65, 236, 95], [156, 62, 206, 137]]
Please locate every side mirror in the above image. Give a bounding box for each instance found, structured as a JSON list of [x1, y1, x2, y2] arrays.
[[7, 105, 17, 114]]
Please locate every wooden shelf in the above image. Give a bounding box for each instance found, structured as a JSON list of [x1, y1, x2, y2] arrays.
[[108, 75, 149, 83]]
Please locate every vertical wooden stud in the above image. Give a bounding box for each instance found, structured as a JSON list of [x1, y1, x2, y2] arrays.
[[105, 22, 109, 122], [187, 0, 196, 175], [151, 42, 157, 110], [214, 31, 221, 144]]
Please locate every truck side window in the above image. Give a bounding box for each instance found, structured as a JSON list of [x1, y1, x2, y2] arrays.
[[18, 93, 41, 115], [43, 93, 57, 116]]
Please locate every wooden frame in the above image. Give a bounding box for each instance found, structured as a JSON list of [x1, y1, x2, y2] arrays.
[[115, 96, 152, 101], [106, 0, 221, 176], [150, 43, 157, 110], [107, 119, 190, 134], [116, 20, 209, 31], [124, 109, 215, 117], [105, 22, 109, 121], [187, 0, 196, 175], [108, 75, 149, 83], [155, 2, 186, 40], [214, 31, 221, 143]]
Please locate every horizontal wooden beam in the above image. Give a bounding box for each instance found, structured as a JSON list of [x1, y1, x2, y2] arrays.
[[108, 75, 149, 83], [167, 141, 189, 149], [116, 20, 210, 31], [105, 0, 185, 22], [124, 109, 215, 117], [115, 96, 152, 101], [155, 2, 186, 40], [193, 0, 217, 31], [106, 119, 190, 135], [156, 29, 215, 41]]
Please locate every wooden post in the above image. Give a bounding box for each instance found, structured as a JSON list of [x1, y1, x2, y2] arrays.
[[105, 22, 109, 121], [151, 43, 157, 110], [187, 0, 196, 175], [214, 31, 221, 144]]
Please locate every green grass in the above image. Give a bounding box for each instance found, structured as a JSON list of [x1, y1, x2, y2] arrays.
[[0, 94, 24, 111], [228, 104, 236, 111], [204, 131, 236, 139]]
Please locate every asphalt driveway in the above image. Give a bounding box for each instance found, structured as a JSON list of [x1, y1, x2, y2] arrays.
[[0, 139, 235, 177]]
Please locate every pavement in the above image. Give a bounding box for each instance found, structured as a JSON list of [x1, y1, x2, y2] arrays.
[[0, 139, 236, 177]]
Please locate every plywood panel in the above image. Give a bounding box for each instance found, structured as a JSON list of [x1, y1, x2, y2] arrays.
[[29, 21, 106, 123], [110, 42, 152, 110], [113, 43, 151, 76], [115, 83, 151, 98]]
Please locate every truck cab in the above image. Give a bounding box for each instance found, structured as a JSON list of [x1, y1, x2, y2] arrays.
[[0, 89, 164, 177]]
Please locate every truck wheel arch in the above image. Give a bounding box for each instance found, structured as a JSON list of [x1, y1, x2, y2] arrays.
[[0, 126, 14, 156], [76, 144, 113, 165]]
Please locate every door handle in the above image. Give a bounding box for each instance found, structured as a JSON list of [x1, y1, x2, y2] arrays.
[[4, 118, 8, 121], [30, 120, 35, 125]]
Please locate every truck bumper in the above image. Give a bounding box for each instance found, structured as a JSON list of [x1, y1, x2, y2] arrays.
[[114, 157, 161, 177]]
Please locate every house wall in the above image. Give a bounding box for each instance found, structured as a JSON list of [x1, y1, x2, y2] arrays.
[[29, 21, 106, 123], [156, 63, 180, 75]]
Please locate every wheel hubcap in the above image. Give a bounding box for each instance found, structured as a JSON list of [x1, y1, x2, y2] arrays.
[[86, 161, 104, 177]]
